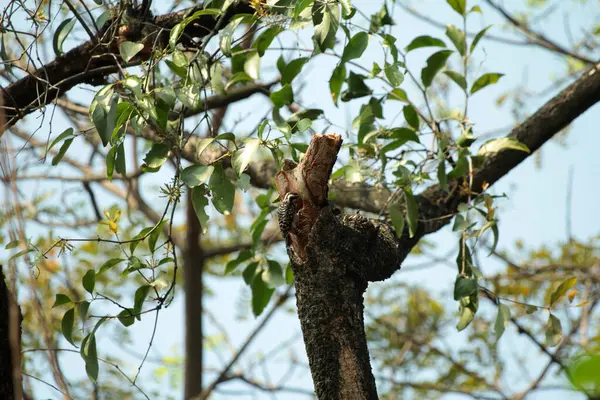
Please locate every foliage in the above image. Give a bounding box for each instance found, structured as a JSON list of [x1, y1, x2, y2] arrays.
[[0, 0, 598, 398]]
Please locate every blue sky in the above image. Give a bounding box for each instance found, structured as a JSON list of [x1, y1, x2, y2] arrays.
[[2, 0, 599, 399]]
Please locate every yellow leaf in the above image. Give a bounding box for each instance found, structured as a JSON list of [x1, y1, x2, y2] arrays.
[[568, 290, 578, 303]]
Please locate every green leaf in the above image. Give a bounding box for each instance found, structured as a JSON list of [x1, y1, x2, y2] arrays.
[[405, 35, 446, 52], [181, 165, 215, 187], [195, 138, 215, 160], [142, 143, 170, 169], [115, 143, 126, 176], [421, 50, 453, 87], [404, 189, 419, 238], [225, 72, 253, 90], [470, 25, 492, 53], [403, 105, 419, 130], [225, 250, 253, 274], [84, 334, 99, 382], [82, 269, 95, 294], [295, 0, 313, 17], [133, 285, 150, 319], [270, 84, 294, 108], [388, 203, 405, 237], [456, 294, 478, 331], [263, 259, 285, 288], [550, 277, 577, 307], [219, 16, 244, 56], [244, 50, 260, 80], [388, 88, 408, 102], [53, 294, 72, 308], [448, 151, 469, 179], [569, 354, 600, 392], [89, 86, 117, 147], [478, 137, 530, 156], [48, 128, 75, 152], [446, 25, 466, 56], [53, 18, 76, 56], [79, 301, 90, 321], [106, 145, 117, 180], [119, 41, 144, 62], [51, 138, 74, 166], [282, 58, 309, 85], [369, 3, 394, 32], [494, 302, 511, 341], [489, 223, 500, 255], [329, 63, 346, 105], [545, 313, 562, 347], [470, 73, 504, 94], [438, 159, 448, 191], [256, 26, 283, 56], [251, 272, 275, 316], [384, 63, 404, 87], [296, 118, 312, 133], [454, 276, 478, 300], [390, 127, 419, 143], [232, 138, 261, 177], [97, 258, 125, 276], [339, 0, 353, 18], [208, 164, 236, 214], [61, 308, 76, 346], [4, 240, 20, 249], [446, 0, 466, 16], [169, 9, 221, 49], [342, 31, 369, 62], [457, 130, 476, 147], [191, 186, 210, 232], [8, 248, 34, 262], [118, 309, 135, 327], [341, 72, 372, 101], [312, 1, 340, 51], [148, 220, 167, 253]]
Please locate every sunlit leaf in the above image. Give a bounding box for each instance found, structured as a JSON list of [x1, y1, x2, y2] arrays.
[[181, 165, 215, 187], [446, 25, 466, 56], [494, 302, 511, 341], [119, 41, 144, 63], [53, 294, 72, 308], [550, 277, 577, 307], [470, 73, 504, 94], [405, 35, 446, 52], [53, 18, 76, 56], [446, 0, 466, 16], [478, 137, 530, 156], [470, 25, 493, 53]]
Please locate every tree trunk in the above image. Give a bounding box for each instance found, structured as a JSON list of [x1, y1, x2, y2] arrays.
[[0, 265, 22, 400]]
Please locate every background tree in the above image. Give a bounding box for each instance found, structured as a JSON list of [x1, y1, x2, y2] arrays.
[[1, 0, 599, 399]]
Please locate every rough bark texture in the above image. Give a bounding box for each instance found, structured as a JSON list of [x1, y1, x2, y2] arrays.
[[0, 265, 22, 400], [0, 2, 253, 132], [291, 209, 401, 399]]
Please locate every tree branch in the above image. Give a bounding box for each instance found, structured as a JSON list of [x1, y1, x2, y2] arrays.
[[0, 1, 253, 133]]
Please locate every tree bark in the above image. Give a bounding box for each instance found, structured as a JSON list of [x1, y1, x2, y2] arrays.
[[0, 265, 23, 400], [184, 192, 205, 400]]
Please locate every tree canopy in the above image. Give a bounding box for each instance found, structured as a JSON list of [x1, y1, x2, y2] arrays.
[[1, 0, 600, 399]]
